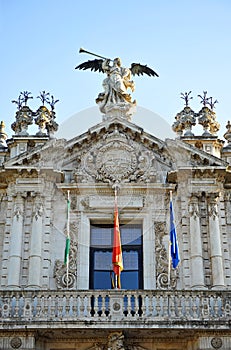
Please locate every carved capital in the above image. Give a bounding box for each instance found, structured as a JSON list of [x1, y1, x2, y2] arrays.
[[207, 193, 220, 219], [188, 195, 200, 219]]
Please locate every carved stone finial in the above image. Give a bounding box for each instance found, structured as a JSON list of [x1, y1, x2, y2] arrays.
[[197, 106, 220, 136], [0, 121, 8, 148], [172, 106, 196, 137], [223, 120, 231, 146], [11, 106, 33, 136], [34, 93, 59, 137]]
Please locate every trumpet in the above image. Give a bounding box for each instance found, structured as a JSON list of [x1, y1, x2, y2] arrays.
[[79, 47, 111, 61]]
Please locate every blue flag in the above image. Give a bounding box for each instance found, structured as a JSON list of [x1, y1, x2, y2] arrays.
[[170, 194, 180, 268]]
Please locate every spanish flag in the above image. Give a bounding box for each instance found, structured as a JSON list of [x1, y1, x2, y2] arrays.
[[112, 192, 123, 288]]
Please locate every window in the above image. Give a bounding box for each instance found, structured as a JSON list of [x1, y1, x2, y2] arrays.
[[89, 223, 143, 289]]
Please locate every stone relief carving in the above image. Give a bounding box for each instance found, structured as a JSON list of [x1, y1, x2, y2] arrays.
[[207, 195, 219, 220], [13, 204, 24, 220], [54, 222, 78, 289], [75, 127, 157, 184], [33, 202, 43, 220], [188, 196, 200, 219], [155, 222, 177, 289], [10, 337, 22, 349]]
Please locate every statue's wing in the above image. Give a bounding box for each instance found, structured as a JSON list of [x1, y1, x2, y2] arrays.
[[130, 63, 159, 77], [75, 59, 104, 73]]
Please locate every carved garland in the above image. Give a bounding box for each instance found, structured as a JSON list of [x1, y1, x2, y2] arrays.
[[155, 222, 177, 289], [54, 222, 78, 289]]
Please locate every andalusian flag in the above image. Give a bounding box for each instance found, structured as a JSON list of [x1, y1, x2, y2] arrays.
[[112, 191, 123, 288], [64, 191, 71, 266]]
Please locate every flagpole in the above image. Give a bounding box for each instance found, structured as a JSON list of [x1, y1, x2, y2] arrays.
[[66, 190, 70, 289], [112, 184, 123, 289], [114, 187, 118, 289], [168, 191, 172, 289]]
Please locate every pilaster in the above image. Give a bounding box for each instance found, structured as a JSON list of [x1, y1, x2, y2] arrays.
[[207, 193, 225, 289], [27, 193, 44, 288], [189, 194, 205, 289], [7, 192, 25, 289]]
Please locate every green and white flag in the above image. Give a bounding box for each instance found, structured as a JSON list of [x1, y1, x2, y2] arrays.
[[64, 191, 71, 265], [64, 236, 70, 265]]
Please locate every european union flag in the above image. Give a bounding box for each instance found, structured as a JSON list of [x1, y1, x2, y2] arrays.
[[170, 193, 180, 268]]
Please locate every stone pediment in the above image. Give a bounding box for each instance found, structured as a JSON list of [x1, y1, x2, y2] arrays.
[[3, 117, 228, 185]]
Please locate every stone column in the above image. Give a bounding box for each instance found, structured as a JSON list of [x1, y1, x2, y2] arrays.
[[189, 195, 205, 289], [207, 194, 225, 288], [27, 199, 43, 288], [7, 194, 24, 288]]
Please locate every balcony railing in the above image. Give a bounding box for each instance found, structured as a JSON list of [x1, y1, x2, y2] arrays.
[[0, 290, 231, 328]]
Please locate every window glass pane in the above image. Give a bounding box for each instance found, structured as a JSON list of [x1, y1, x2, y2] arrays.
[[91, 227, 112, 247], [94, 271, 112, 289], [121, 271, 139, 289], [94, 251, 112, 270], [121, 226, 142, 245], [123, 250, 138, 270]]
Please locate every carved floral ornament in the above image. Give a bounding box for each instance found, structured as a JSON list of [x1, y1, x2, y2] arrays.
[[54, 222, 78, 289]]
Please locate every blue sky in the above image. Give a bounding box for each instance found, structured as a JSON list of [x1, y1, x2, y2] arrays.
[[1, 0, 231, 140]]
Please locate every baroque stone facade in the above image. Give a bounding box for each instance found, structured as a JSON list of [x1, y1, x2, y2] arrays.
[[0, 103, 231, 350]]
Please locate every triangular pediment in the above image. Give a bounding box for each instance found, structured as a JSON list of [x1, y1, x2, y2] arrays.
[[3, 116, 227, 186]]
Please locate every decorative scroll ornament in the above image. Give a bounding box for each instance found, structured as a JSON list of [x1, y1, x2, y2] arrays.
[[155, 222, 177, 289], [54, 222, 78, 289]]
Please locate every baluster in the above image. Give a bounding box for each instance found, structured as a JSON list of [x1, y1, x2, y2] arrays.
[[134, 294, 139, 318], [65, 293, 70, 318], [53, 295, 59, 318], [155, 294, 161, 317], [101, 294, 106, 317], [77, 295, 81, 316], [209, 296, 215, 318], [47, 295, 52, 319], [141, 295, 146, 316], [19, 296, 24, 318], [61, 296, 65, 317], [94, 295, 99, 317], [69, 295, 73, 317], [40, 295, 45, 318], [127, 293, 132, 317], [32, 296, 37, 318], [145, 294, 150, 317], [163, 294, 169, 318], [175, 293, 184, 318], [86, 294, 91, 317], [49, 294, 55, 318], [104, 295, 110, 317], [11, 296, 16, 317]]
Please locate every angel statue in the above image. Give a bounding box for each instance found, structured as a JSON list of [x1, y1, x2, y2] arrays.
[[75, 48, 159, 120]]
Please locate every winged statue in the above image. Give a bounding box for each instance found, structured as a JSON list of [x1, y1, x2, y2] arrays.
[[75, 48, 159, 119]]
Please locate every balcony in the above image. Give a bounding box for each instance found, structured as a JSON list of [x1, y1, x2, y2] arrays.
[[1, 290, 231, 329]]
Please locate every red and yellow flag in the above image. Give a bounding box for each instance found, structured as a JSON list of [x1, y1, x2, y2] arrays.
[[112, 195, 123, 288]]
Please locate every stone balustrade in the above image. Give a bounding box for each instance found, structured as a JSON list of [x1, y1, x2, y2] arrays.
[[0, 290, 231, 328]]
